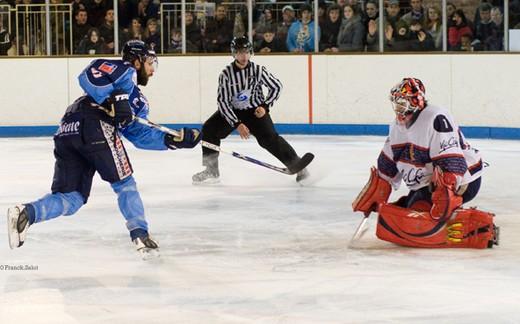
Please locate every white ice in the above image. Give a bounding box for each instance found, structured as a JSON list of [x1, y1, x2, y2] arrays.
[[0, 135, 519, 324]]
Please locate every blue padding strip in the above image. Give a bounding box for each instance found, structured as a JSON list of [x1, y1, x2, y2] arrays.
[[2, 124, 520, 140]]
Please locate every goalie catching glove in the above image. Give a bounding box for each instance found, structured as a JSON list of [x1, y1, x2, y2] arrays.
[[164, 127, 201, 149]]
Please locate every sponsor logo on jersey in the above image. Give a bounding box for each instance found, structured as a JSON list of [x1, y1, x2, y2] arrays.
[[402, 168, 425, 186], [99, 62, 117, 74], [439, 137, 459, 153], [55, 121, 80, 136]]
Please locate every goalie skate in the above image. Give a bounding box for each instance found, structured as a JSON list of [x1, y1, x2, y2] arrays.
[[133, 235, 160, 260], [7, 205, 30, 249], [192, 168, 220, 185]]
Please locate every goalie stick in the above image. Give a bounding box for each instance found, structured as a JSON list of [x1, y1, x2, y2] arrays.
[[348, 211, 371, 248], [134, 116, 314, 175]]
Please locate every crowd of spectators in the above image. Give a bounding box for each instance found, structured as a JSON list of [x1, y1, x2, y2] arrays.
[[0, 0, 513, 55]]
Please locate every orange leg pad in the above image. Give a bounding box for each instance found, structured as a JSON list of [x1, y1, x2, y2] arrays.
[[376, 204, 496, 249]]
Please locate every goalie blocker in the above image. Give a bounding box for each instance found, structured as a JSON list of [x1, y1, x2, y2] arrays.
[[352, 167, 499, 249]]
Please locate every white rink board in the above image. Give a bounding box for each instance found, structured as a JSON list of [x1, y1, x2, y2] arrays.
[[1, 55, 520, 127]]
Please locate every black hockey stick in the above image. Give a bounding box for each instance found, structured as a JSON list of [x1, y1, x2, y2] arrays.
[[134, 116, 314, 175]]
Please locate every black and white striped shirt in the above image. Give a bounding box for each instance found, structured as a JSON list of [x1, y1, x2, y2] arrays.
[[217, 60, 283, 127]]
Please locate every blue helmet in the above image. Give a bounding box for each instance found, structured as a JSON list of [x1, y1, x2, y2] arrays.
[[122, 40, 157, 64]]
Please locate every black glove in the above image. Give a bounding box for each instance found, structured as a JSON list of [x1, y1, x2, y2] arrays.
[[164, 127, 201, 149], [110, 89, 133, 128]]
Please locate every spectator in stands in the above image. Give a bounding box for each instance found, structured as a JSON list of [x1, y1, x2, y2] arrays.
[[474, 2, 502, 50], [407, 18, 435, 50], [491, 6, 504, 39], [77, 27, 106, 54], [277, 5, 296, 45], [117, 0, 132, 31], [167, 28, 182, 53], [385, 19, 412, 51], [72, 0, 87, 16], [184, 11, 203, 52], [255, 6, 276, 43], [362, 0, 379, 33], [317, 0, 328, 25], [0, 16, 11, 55], [120, 18, 143, 47], [337, 0, 347, 10], [137, 0, 159, 27], [366, 0, 402, 51], [235, 0, 262, 35], [286, 4, 320, 52], [336, 4, 365, 52], [319, 4, 342, 52], [425, 5, 442, 50], [204, 4, 234, 52], [401, 0, 426, 28], [459, 33, 475, 51], [73, 8, 92, 53], [85, 0, 111, 28], [448, 9, 472, 50], [446, 2, 456, 27], [99, 8, 115, 53], [143, 18, 160, 51], [255, 25, 287, 53]]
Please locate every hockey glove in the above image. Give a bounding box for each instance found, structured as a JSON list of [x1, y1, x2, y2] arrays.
[[430, 167, 463, 221], [164, 127, 201, 149], [110, 90, 133, 128]]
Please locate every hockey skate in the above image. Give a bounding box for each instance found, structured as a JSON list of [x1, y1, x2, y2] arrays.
[[133, 235, 160, 260], [7, 205, 31, 249], [192, 168, 220, 185]]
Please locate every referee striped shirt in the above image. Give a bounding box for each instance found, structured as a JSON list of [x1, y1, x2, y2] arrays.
[[217, 61, 283, 127]]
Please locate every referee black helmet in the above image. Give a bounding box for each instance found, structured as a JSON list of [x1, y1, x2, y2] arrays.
[[230, 36, 253, 55]]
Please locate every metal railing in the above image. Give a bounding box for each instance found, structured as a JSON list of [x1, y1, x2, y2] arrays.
[[0, 1, 516, 56], [15, 3, 72, 55]]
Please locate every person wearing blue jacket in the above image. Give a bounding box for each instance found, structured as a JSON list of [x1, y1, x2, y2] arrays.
[[7, 40, 201, 259], [286, 4, 320, 52]]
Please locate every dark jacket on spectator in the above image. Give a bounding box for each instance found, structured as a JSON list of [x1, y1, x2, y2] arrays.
[[185, 21, 203, 52], [336, 15, 365, 52], [204, 17, 234, 52], [255, 37, 287, 53], [474, 20, 502, 50], [319, 12, 342, 51], [73, 22, 93, 53], [77, 38, 106, 55], [85, 0, 111, 28]]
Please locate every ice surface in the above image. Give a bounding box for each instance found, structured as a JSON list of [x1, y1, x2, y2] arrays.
[[1, 136, 519, 323]]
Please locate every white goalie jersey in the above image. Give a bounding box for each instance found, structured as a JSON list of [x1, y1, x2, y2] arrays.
[[377, 104, 483, 191]]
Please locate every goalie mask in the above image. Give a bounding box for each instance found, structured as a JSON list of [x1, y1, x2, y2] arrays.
[[389, 78, 427, 123]]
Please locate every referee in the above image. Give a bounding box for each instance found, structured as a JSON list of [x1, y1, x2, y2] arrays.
[[192, 36, 309, 184]]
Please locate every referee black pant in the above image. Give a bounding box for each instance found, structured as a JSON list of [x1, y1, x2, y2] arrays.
[[201, 109, 299, 171]]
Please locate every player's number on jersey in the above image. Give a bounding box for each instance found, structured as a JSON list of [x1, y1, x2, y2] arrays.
[[434, 115, 453, 132]]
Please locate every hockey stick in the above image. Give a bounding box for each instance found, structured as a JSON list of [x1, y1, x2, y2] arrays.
[[134, 116, 313, 175], [348, 211, 371, 248]]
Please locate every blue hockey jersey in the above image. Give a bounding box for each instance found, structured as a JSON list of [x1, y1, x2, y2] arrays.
[[78, 59, 167, 150]]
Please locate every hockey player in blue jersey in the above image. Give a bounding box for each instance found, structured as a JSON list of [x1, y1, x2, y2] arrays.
[[7, 40, 201, 259]]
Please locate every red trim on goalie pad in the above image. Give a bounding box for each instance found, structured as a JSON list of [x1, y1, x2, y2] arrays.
[[352, 167, 391, 213], [376, 204, 495, 249]]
